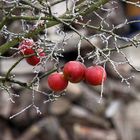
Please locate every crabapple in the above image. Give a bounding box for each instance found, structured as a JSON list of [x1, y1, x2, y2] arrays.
[[85, 65, 106, 86], [19, 39, 34, 53], [24, 48, 45, 66], [18, 39, 45, 66], [47, 73, 68, 92], [63, 61, 86, 83]]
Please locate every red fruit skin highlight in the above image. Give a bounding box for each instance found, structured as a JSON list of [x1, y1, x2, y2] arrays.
[[63, 61, 86, 83], [85, 66, 107, 86], [47, 73, 68, 92]]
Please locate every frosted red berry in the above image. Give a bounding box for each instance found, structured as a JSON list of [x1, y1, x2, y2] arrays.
[[63, 61, 86, 83], [20, 39, 34, 46], [47, 73, 68, 92], [19, 39, 34, 53], [85, 65, 106, 86], [24, 48, 45, 66], [18, 39, 45, 66]]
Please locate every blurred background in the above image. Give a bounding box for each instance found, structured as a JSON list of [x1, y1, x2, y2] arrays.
[[0, 0, 140, 140]]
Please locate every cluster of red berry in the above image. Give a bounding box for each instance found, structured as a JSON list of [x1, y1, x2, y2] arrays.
[[19, 39, 45, 66], [19, 39, 107, 92], [47, 61, 107, 92]]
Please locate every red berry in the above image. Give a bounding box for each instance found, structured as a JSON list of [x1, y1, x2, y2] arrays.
[[23, 48, 34, 55], [85, 66, 106, 86], [25, 48, 45, 66], [19, 39, 45, 66], [26, 55, 40, 66], [63, 61, 86, 83], [19, 39, 34, 53], [47, 73, 68, 92]]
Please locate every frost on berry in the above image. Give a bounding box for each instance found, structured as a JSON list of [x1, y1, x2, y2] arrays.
[[18, 39, 35, 53]]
